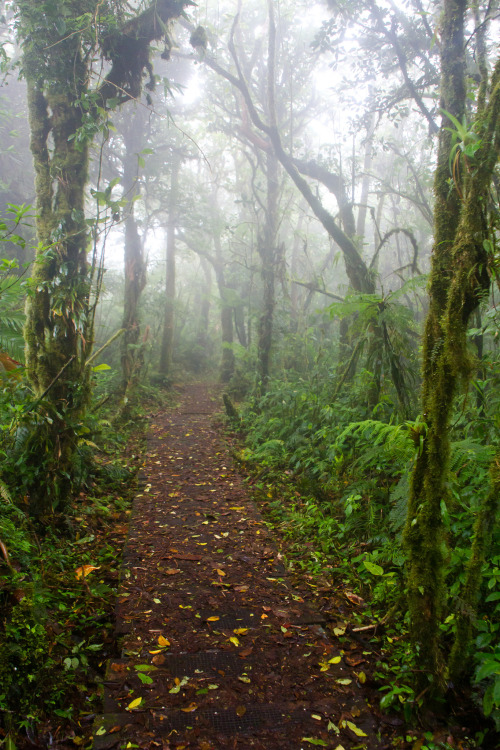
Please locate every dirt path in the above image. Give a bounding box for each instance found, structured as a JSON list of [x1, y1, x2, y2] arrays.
[[94, 384, 383, 749]]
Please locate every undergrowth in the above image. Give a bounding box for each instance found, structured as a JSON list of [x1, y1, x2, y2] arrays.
[[0, 372, 158, 747], [236, 364, 500, 748]]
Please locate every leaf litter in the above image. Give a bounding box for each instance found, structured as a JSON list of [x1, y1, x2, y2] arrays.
[[103, 384, 395, 749]]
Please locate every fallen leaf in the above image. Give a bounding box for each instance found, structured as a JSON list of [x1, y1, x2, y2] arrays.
[[126, 697, 143, 710], [75, 565, 100, 579], [340, 720, 367, 737], [180, 703, 198, 712], [301, 739, 328, 747], [158, 635, 170, 648], [229, 636, 240, 647], [164, 568, 180, 575], [207, 616, 220, 622], [356, 671, 367, 684], [152, 654, 166, 666], [336, 678, 352, 685], [239, 647, 253, 658], [329, 656, 342, 664], [238, 675, 251, 683], [344, 592, 364, 605], [233, 628, 248, 635], [216, 569, 226, 576], [236, 706, 246, 717]]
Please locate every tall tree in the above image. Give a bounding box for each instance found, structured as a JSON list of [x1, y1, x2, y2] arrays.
[[19, 0, 190, 518], [159, 150, 181, 376], [402, 0, 500, 694], [121, 107, 148, 396]]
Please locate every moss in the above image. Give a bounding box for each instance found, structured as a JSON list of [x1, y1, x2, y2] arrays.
[[448, 453, 500, 682]]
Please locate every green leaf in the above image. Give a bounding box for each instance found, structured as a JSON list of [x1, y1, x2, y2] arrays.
[[137, 673, 154, 684], [380, 692, 394, 710], [92, 363, 111, 372], [483, 683, 494, 716], [363, 560, 384, 576], [475, 659, 500, 682], [301, 740, 328, 747]]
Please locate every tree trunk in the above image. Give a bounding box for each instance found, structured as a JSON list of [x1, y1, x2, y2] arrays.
[[19, 0, 189, 520], [403, 1, 500, 695], [23, 67, 91, 518], [121, 111, 147, 395], [160, 151, 181, 375]]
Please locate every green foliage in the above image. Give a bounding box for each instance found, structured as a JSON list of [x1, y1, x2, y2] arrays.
[[242, 344, 500, 728]]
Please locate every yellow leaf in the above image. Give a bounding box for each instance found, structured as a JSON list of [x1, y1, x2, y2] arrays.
[[180, 703, 198, 712], [158, 636, 170, 648], [216, 569, 226, 576], [356, 671, 367, 684], [149, 649, 161, 654], [328, 656, 342, 664], [340, 720, 367, 737], [319, 662, 330, 672], [229, 636, 240, 647], [207, 616, 220, 622], [75, 565, 100, 579], [236, 705, 246, 717], [336, 678, 352, 685], [126, 697, 143, 710], [233, 628, 248, 635]]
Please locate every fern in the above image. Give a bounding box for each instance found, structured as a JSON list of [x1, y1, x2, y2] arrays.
[[0, 478, 13, 504], [335, 419, 415, 465]]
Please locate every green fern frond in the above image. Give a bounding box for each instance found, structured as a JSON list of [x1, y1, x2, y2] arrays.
[[0, 478, 13, 504], [335, 419, 414, 463]]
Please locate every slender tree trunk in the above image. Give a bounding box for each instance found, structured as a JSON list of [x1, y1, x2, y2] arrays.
[[160, 152, 181, 375], [121, 112, 147, 395], [216, 268, 235, 384], [356, 113, 375, 240], [197, 256, 212, 351], [257, 150, 279, 390]]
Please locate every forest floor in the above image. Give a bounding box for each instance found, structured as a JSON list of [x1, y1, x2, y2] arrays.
[[93, 383, 412, 750]]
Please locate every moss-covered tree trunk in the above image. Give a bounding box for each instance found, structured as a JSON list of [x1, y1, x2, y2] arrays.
[[19, 0, 190, 520], [23, 51, 91, 518], [403, 0, 500, 694]]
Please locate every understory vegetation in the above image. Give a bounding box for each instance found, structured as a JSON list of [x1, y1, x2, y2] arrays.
[[237, 336, 500, 738]]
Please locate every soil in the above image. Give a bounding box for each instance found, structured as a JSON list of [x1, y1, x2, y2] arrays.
[[93, 384, 399, 750]]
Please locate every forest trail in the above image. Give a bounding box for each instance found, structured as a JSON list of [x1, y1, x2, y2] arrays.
[[94, 384, 382, 750]]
